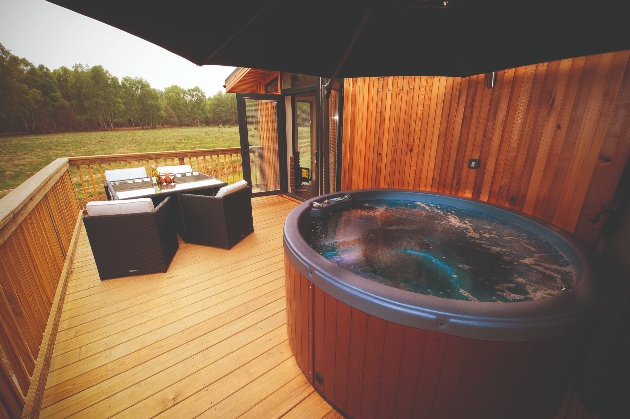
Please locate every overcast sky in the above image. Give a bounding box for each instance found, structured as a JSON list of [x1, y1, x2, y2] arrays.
[[0, 0, 236, 96]]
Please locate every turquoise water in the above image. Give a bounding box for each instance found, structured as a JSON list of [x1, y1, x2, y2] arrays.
[[305, 200, 576, 302]]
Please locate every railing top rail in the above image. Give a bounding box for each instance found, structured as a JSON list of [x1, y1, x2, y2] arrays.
[[0, 158, 69, 244], [68, 147, 243, 165]]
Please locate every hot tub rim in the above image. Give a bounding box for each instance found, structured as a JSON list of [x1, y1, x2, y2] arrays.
[[283, 189, 609, 342]]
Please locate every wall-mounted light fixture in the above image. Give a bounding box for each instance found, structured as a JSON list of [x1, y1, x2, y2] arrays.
[[430, 0, 458, 8], [484, 71, 498, 89]]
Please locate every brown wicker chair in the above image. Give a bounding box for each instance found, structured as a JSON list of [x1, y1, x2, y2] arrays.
[[179, 186, 254, 249], [103, 167, 149, 201], [83, 196, 179, 280]]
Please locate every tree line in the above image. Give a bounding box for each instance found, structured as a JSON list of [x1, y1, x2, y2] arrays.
[[0, 43, 238, 134]]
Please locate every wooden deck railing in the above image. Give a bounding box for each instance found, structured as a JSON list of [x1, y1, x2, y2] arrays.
[[68, 148, 247, 208], [0, 158, 81, 418], [2, 147, 267, 207], [0, 146, 265, 416]]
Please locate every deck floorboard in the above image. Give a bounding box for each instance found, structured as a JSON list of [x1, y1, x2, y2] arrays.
[[41, 195, 333, 418]]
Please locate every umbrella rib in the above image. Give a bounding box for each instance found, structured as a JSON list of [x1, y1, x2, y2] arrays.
[[203, 0, 279, 64], [324, 6, 373, 98]]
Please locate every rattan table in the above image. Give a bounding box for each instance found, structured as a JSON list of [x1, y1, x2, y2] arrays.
[[105, 173, 227, 241], [106, 173, 227, 200]]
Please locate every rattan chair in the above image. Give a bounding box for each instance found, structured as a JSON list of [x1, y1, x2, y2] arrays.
[[180, 186, 253, 249], [157, 164, 193, 175], [103, 167, 148, 200], [83, 196, 179, 280]]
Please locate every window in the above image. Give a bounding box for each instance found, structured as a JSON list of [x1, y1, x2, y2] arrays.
[[282, 73, 319, 90], [265, 77, 279, 93]]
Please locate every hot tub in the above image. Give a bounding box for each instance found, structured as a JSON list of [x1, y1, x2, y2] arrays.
[[283, 190, 607, 419]]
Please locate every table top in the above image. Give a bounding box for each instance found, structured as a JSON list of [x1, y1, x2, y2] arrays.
[[107, 173, 227, 200]]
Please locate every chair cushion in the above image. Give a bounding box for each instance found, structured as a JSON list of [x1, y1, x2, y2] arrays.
[[104, 167, 148, 182], [157, 164, 193, 175], [86, 198, 154, 216], [215, 180, 249, 198]]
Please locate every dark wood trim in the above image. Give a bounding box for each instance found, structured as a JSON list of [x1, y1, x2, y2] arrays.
[[277, 95, 288, 194], [336, 82, 344, 193], [236, 93, 252, 187], [322, 80, 331, 194]]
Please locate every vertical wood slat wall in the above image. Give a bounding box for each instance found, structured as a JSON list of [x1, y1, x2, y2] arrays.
[[0, 159, 79, 417], [341, 50, 630, 244]]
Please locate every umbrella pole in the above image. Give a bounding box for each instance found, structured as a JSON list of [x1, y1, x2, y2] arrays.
[[203, 0, 279, 63], [324, 6, 372, 98]]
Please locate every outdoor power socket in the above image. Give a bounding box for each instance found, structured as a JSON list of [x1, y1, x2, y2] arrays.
[[468, 159, 481, 169]]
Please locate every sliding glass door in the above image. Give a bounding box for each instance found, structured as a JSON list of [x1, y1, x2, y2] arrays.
[[237, 94, 286, 196]]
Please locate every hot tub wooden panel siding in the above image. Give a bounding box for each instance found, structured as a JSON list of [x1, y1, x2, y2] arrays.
[[340, 50, 630, 245], [284, 256, 313, 383], [285, 258, 584, 419]]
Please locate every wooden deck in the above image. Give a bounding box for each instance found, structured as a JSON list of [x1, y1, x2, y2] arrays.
[[40, 195, 339, 419]]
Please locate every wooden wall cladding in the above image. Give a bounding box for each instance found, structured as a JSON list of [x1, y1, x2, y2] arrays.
[[341, 50, 630, 244], [284, 257, 587, 419]]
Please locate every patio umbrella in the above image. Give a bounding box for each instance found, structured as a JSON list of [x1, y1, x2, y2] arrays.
[[47, 0, 630, 79]]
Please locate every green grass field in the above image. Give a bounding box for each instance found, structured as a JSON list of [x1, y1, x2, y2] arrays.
[[0, 126, 241, 191]]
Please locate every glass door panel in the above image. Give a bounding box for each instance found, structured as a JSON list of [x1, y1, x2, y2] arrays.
[[243, 98, 281, 194], [292, 91, 319, 200], [296, 101, 313, 182]]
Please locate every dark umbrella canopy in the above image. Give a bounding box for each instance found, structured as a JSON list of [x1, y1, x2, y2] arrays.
[[47, 0, 630, 78]]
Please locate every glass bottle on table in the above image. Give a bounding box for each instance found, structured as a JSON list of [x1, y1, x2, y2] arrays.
[[151, 164, 159, 185], [151, 164, 161, 192]]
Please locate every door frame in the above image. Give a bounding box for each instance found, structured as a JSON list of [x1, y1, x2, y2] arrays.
[[236, 93, 287, 197], [292, 90, 319, 196], [321, 78, 343, 194]]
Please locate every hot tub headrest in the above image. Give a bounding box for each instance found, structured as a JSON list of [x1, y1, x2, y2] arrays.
[[310, 194, 353, 219]]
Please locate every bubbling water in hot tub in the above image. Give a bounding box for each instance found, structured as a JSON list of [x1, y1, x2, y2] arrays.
[[305, 199, 576, 303]]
